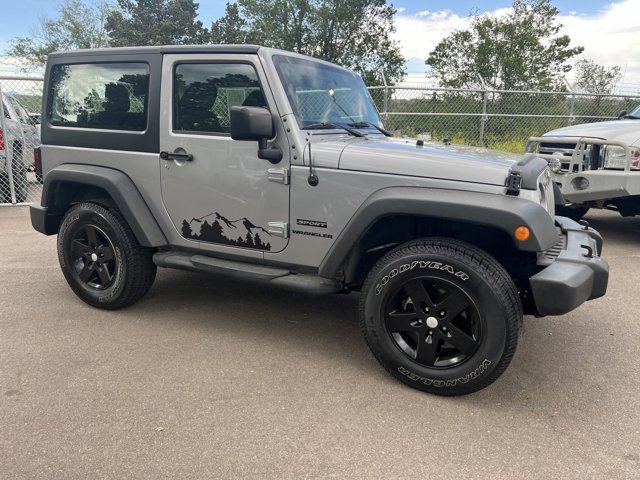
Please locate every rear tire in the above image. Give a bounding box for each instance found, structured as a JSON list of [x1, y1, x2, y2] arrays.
[[12, 164, 27, 203], [0, 142, 27, 203], [11, 142, 27, 203], [57, 202, 157, 309], [360, 238, 522, 396]]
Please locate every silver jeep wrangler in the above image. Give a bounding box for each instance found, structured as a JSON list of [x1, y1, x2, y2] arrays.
[[30, 45, 608, 395]]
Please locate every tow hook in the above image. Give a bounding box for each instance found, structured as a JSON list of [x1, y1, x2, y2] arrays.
[[581, 244, 594, 258]]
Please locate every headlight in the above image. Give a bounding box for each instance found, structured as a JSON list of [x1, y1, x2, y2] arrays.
[[547, 158, 561, 173], [603, 145, 640, 169], [538, 169, 555, 217]]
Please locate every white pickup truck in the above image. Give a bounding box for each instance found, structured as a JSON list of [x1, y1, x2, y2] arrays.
[[526, 104, 640, 219], [0, 92, 40, 203]]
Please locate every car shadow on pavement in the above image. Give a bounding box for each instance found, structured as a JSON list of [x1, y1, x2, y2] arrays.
[[584, 210, 640, 246], [132, 267, 381, 374]]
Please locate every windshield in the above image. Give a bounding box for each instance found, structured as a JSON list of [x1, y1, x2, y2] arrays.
[[8, 96, 31, 124], [628, 104, 640, 118], [273, 55, 382, 130]]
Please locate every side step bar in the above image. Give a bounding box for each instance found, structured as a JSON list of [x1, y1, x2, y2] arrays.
[[153, 251, 341, 295]]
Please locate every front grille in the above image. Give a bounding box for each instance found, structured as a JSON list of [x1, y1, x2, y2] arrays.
[[540, 142, 578, 172], [539, 142, 603, 172], [539, 142, 577, 156]]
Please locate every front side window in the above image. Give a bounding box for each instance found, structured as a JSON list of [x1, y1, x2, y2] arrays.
[[48, 62, 149, 131], [173, 63, 266, 134], [273, 55, 381, 129]]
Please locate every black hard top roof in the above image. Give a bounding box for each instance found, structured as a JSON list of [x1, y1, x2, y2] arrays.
[[48, 44, 262, 58]]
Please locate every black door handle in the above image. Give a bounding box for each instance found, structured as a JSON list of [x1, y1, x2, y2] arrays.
[[160, 150, 193, 162]]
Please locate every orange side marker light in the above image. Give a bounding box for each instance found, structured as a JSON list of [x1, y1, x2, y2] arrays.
[[514, 226, 530, 241]]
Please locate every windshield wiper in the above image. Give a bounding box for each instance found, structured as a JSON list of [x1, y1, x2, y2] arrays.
[[348, 121, 392, 137], [301, 122, 365, 137], [623, 114, 640, 119]]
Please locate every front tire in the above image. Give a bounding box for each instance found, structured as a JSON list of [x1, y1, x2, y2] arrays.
[[57, 202, 157, 309], [360, 238, 522, 396]]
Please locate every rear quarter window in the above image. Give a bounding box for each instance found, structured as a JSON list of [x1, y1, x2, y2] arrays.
[[47, 63, 150, 131]]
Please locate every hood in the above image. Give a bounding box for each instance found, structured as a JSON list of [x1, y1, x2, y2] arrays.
[[544, 119, 640, 145], [336, 137, 519, 186]]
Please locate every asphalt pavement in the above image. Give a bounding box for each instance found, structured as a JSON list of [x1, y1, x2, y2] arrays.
[[1, 206, 639, 479]]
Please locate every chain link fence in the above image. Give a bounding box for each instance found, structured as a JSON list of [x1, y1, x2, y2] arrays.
[[368, 84, 640, 153], [2, 74, 640, 207], [0, 76, 43, 205]]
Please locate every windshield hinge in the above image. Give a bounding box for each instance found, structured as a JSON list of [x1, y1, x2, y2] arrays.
[[505, 170, 522, 196], [267, 168, 289, 185]]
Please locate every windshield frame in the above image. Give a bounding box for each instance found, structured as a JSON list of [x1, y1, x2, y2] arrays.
[[272, 54, 382, 132]]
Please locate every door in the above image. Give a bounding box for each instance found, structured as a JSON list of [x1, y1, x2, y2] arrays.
[[159, 54, 290, 256]]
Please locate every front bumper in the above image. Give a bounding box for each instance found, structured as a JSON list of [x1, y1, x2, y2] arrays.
[[552, 169, 639, 204], [529, 216, 608, 316]]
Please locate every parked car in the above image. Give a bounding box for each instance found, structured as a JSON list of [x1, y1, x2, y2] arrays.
[[527, 104, 640, 219], [0, 92, 41, 202], [30, 46, 608, 395]]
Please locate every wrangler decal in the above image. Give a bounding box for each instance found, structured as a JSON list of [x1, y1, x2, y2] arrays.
[[397, 360, 491, 387]]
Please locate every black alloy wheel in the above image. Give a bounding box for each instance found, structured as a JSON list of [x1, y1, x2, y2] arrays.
[[69, 224, 118, 290], [384, 277, 482, 369]]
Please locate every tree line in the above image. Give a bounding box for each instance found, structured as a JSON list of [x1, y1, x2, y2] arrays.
[[7, 0, 622, 92]]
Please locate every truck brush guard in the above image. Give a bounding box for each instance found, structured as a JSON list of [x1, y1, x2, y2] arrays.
[[526, 136, 640, 173]]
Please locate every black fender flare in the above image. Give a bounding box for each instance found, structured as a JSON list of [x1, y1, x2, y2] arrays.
[[35, 164, 167, 247], [318, 186, 558, 278]]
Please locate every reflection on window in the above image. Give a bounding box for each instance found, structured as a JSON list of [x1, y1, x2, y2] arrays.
[[173, 63, 266, 134], [273, 55, 380, 128], [48, 63, 149, 131]]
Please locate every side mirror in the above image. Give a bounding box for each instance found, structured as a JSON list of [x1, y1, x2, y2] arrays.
[[230, 106, 282, 164], [618, 110, 628, 120], [230, 106, 273, 140]]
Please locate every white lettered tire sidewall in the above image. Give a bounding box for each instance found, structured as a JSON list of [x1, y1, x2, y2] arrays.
[[360, 240, 520, 395]]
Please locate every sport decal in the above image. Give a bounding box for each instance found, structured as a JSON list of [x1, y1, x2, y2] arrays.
[[296, 219, 327, 228]]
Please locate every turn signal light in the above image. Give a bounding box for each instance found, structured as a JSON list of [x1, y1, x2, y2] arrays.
[[514, 226, 531, 241]]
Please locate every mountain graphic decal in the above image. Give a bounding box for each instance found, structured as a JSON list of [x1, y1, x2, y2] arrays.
[[180, 212, 272, 251]]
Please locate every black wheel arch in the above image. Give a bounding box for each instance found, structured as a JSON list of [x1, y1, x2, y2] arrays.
[[319, 187, 556, 285], [34, 164, 167, 247]]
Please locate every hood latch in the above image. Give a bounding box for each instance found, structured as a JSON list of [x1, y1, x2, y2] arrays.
[[505, 170, 522, 196]]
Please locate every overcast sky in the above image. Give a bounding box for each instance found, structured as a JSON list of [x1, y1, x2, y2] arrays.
[[1, 0, 638, 84]]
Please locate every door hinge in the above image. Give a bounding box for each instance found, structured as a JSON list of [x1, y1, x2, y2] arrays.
[[267, 168, 289, 185], [267, 221, 289, 238]]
